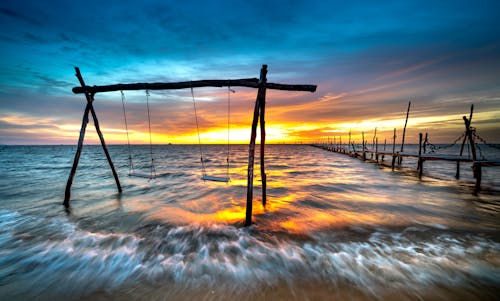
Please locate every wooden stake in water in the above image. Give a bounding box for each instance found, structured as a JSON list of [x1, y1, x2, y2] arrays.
[[362, 131, 366, 161], [246, 65, 267, 226], [392, 128, 397, 171], [463, 115, 481, 193], [399, 101, 411, 166], [423, 133, 428, 154], [259, 69, 268, 207], [64, 67, 122, 207], [382, 138, 387, 161], [456, 104, 473, 179], [418, 133, 423, 178], [348, 130, 352, 153]]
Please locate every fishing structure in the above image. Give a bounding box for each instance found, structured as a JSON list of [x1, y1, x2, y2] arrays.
[[313, 103, 500, 193], [64, 65, 317, 226]]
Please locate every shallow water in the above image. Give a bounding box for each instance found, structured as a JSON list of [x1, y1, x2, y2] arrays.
[[0, 144, 499, 300]]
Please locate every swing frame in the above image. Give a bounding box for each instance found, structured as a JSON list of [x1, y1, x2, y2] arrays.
[[65, 65, 317, 226]]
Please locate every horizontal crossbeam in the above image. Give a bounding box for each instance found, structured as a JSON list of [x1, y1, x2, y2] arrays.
[[72, 79, 317, 94]]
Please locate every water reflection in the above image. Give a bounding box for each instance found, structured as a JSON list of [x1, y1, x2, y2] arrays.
[[0, 145, 499, 300]]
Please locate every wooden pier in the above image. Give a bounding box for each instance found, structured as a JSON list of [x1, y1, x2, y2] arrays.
[[312, 105, 499, 193]]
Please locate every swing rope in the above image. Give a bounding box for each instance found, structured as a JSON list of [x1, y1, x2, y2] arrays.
[[146, 90, 156, 179], [226, 86, 233, 180], [191, 86, 207, 177], [121, 91, 134, 175]]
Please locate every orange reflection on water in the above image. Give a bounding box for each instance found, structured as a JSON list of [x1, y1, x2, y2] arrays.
[[277, 208, 382, 234]]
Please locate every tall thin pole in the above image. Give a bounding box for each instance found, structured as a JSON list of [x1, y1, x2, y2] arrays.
[[399, 101, 411, 165], [259, 72, 268, 207], [382, 138, 386, 161], [456, 104, 473, 179], [463, 116, 481, 192], [362, 131, 366, 160], [246, 65, 267, 226], [348, 130, 351, 153], [392, 128, 397, 171], [64, 102, 91, 206], [418, 133, 423, 178]]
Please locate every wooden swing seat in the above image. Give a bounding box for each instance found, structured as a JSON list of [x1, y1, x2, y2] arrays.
[[201, 175, 230, 182], [129, 171, 170, 179]]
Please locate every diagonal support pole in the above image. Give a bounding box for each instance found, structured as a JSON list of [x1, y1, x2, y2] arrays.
[[64, 102, 91, 206], [64, 67, 122, 207]]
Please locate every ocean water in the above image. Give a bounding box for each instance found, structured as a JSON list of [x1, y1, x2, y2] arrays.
[[0, 144, 499, 300]]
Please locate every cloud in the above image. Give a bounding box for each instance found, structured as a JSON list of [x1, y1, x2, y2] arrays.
[[0, 0, 499, 144]]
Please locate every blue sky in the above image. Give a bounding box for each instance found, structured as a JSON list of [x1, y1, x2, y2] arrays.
[[1, 0, 499, 144]]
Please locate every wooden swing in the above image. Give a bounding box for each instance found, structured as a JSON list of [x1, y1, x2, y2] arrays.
[[64, 65, 317, 226], [191, 86, 233, 182], [120, 90, 169, 180]]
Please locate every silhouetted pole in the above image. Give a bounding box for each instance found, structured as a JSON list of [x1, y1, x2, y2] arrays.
[[348, 130, 351, 153], [463, 115, 481, 193], [64, 67, 122, 206], [259, 68, 268, 207], [362, 131, 366, 160], [392, 128, 397, 170], [418, 133, 423, 178], [382, 138, 387, 161], [423, 132, 428, 154], [456, 104, 473, 179], [64, 100, 91, 206], [372, 127, 377, 159], [246, 65, 267, 226], [399, 101, 411, 166]]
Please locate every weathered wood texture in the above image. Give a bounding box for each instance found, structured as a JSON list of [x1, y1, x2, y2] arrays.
[[245, 65, 267, 226], [418, 133, 423, 178], [399, 101, 411, 165], [72, 79, 316, 94], [64, 67, 122, 206], [456, 105, 473, 179], [67, 65, 317, 226], [259, 73, 268, 207]]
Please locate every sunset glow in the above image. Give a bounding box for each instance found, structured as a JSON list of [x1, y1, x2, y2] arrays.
[[1, 1, 499, 145]]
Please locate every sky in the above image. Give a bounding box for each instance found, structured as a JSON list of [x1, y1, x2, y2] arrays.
[[1, 0, 499, 145]]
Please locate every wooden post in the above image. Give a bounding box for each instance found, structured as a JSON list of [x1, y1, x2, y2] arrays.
[[423, 133, 428, 154], [399, 101, 411, 165], [375, 137, 379, 162], [340, 136, 343, 153], [372, 128, 377, 159], [456, 105, 473, 179], [64, 103, 91, 206], [418, 133, 423, 178], [463, 116, 481, 193], [382, 138, 386, 161], [259, 68, 268, 207], [348, 130, 351, 153], [392, 128, 397, 170], [246, 65, 267, 226], [473, 161, 482, 193], [362, 131, 366, 160], [64, 67, 122, 206]]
